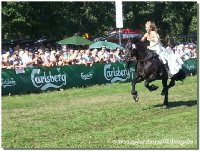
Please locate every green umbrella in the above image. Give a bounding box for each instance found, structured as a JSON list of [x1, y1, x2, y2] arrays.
[[89, 41, 124, 50], [57, 35, 93, 45]]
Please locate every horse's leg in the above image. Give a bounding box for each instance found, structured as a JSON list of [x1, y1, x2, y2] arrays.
[[167, 78, 175, 89], [131, 76, 143, 101], [161, 77, 169, 108], [160, 78, 175, 109], [131, 76, 143, 95], [163, 90, 169, 109], [161, 75, 168, 96], [144, 76, 158, 91]]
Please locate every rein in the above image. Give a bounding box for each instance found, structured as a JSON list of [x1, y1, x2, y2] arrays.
[[125, 37, 158, 63]]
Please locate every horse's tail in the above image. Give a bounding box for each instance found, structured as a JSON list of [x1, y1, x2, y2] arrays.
[[173, 69, 186, 81]]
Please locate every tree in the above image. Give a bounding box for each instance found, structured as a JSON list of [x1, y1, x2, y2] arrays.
[[123, 1, 197, 42], [2, 1, 197, 43]]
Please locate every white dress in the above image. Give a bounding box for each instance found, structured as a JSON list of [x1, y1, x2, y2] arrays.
[[165, 47, 184, 77], [148, 35, 183, 77], [149, 39, 167, 64]]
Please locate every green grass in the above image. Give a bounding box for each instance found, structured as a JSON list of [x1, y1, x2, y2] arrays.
[[2, 76, 198, 149]]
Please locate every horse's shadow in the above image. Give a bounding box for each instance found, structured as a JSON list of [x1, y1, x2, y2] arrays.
[[152, 99, 197, 109]]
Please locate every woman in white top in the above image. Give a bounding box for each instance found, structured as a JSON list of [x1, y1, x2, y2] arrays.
[[141, 21, 183, 77], [141, 21, 167, 65]]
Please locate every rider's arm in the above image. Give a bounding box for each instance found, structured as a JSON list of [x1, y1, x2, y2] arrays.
[[140, 33, 148, 42]]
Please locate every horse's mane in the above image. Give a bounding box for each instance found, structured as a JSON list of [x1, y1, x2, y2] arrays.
[[135, 41, 147, 51], [126, 36, 158, 62], [133, 40, 158, 61]]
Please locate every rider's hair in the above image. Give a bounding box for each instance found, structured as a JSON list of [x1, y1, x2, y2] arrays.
[[145, 21, 157, 32]]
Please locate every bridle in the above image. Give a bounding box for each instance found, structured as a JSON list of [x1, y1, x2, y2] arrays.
[[124, 38, 136, 62], [125, 38, 158, 63]]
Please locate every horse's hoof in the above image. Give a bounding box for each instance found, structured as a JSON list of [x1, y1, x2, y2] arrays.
[[161, 90, 167, 96], [161, 92, 165, 96], [131, 91, 137, 95], [162, 105, 168, 109], [133, 95, 139, 102], [151, 85, 158, 91]]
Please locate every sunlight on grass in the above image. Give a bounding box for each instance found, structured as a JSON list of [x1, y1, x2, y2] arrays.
[[2, 76, 197, 149]]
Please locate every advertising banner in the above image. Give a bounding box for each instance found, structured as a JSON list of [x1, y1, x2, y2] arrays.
[[2, 59, 197, 95], [2, 62, 136, 95]]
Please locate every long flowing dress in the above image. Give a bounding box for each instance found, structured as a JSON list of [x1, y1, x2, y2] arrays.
[[148, 35, 183, 77]]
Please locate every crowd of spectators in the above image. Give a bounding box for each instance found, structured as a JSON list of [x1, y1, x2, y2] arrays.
[[1, 45, 125, 69], [170, 42, 197, 61], [1, 41, 197, 69]]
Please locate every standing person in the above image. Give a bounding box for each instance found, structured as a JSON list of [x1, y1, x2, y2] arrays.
[[98, 46, 110, 63], [82, 49, 93, 66], [49, 50, 57, 66], [140, 21, 183, 77], [33, 51, 43, 67], [21, 48, 34, 67], [91, 49, 100, 63], [114, 48, 123, 62]]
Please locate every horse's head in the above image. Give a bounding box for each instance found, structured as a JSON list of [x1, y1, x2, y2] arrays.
[[124, 42, 137, 62], [124, 36, 146, 62]]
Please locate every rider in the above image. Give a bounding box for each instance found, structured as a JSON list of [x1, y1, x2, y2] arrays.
[[140, 21, 169, 73], [140, 21, 184, 77]]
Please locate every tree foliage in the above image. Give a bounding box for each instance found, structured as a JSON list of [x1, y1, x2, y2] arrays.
[[123, 2, 197, 40], [1, 1, 197, 42]]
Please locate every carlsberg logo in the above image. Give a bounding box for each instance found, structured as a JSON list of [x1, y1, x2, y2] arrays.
[[104, 64, 133, 83], [2, 78, 16, 88], [31, 68, 66, 90], [81, 72, 93, 80]]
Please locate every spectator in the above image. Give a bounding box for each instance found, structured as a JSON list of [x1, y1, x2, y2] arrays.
[[109, 50, 115, 62], [114, 48, 123, 62], [191, 47, 197, 58], [57, 50, 65, 66], [33, 51, 43, 67], [91, 49, 100, 63], [182, 45, 191, 61], [66, 49, 74, 65], [9, 53, 21, 69], [82, 49, 93, 66], [53, 51, 60, 66], [98, 46, 110, 63], [63, 48, 69, 60], [1, 48, 7, 55], [172, 43, 197, 60], [2, 53, 11, 68], [50, 50, 57, 66], [9, 47, 14, 55], [38, 49, 44, 54], [21, 48, 34, 67], [76, 51, 85, 65], [43, 49, 51, 67]]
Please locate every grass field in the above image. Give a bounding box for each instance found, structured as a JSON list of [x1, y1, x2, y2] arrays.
[[1, 76, 198, 149]]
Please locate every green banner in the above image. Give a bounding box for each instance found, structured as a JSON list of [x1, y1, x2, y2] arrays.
[[2, 62, 136, 95], [182, 58, 197, 75], [1, 59, 197, 95]]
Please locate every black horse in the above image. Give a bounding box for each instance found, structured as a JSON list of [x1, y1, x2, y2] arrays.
[[125, 38, 186, 108]]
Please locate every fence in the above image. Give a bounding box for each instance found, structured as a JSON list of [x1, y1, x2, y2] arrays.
[[2, 62, 136, 95], [2, 58, 197, 95], [182, 58, 197, 75]]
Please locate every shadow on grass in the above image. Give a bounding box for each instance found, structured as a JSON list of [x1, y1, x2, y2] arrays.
[[152, 100, 197, 109]]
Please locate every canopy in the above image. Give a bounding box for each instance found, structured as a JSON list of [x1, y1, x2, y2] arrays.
[[57, 35, 93, 45], [89, 41, 124, 50]]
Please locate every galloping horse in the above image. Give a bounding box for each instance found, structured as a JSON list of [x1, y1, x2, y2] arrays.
[[125, 38, 186, 108]]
